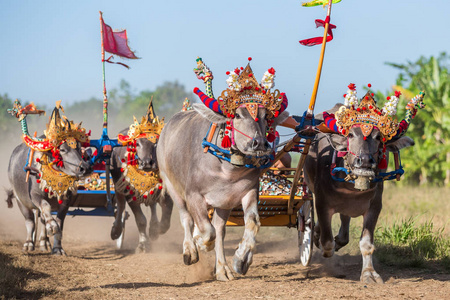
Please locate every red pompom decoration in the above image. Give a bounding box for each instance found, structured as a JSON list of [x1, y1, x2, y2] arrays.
[[150, 190, 154, 195], [368, 83, 372, 88], [255, 118, 259, 122], [133, 196, 137, 201], [221, 135, 232, 148], [248, 57, 252, 61], [36, 158, 40, 163], [378, 156, 388, 169], [158, 185, 163, 190], [226, 71, 230, 75], [266, 132, 276, 143], [36, 179, 41, 183], [58, 200, 63, 204], [143, 194, 148, 199]]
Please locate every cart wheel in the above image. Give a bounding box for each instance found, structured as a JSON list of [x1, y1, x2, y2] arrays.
[[298, 200, 314, 266], [116, 211, 130, 250]]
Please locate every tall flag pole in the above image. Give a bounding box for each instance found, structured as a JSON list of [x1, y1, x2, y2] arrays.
[[299, 0, 338, 115], [99, 11, 139, 136], [99, 11, 108, 133]]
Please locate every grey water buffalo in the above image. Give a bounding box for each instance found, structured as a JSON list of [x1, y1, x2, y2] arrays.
[[109, 103, 173, 252], [109, 133, 173, 253], [7, 103, 91, 254], [157, 61, 289, 281], [304, 91, 422, 283]]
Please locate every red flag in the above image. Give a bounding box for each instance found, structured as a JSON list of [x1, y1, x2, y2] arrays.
[[299, 16, 336, 46], [101, 17, 138, 59]]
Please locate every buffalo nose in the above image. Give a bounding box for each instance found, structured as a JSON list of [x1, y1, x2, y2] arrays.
[[139, 158, 153, 169], [354, 154, 375, 168], [251, 138, 269, 151], [78, 162, 92, 176]]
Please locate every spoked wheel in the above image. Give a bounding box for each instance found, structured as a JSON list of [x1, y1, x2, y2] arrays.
[[298, 200, 314, 266], [116, 210, 130, 250]]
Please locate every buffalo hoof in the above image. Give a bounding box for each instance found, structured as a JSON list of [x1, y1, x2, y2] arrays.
[[51, 247, 66, 256], [110, 223, 123, 240], [46, 220, 60, 237], [321, 240, 335, 258], [194, 235, 215, 252], [22, 241, 34, 252], [182, 245, 199, 265], [232, 252, 252, 275], [148, 225, 159, 241], [39, 239, 51, 252], [216, 264, 235, 281], [158, 220, 171, 235], [135, 243, 147, 254], [361, 270, 384, 284]]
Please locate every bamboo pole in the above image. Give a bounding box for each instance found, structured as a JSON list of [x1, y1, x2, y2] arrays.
[[307, 0, 333, 115], [99, 11, 108, 134]]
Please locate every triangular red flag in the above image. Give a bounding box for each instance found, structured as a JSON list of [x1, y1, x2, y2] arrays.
[[101, 17, 139, 59]]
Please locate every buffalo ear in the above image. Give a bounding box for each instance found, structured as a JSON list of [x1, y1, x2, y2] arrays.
[[328, 133, 347, 152], [192, 103, 227, 124], [272, 110, 290, 127], [386, 136, 414, 152]]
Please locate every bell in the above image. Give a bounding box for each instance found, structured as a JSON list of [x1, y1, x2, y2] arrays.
[[354, 176, 370, 191], [230, 153, 245, 166]]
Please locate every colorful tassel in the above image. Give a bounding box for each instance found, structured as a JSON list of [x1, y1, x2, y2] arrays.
[[266, 132, 276, 143], [221, 135, 232, 148]]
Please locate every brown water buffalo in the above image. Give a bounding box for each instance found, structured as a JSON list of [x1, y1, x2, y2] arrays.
[[156, 62, 289, 281], [7, 103, 91, 254], [304, 94, 418, 283]]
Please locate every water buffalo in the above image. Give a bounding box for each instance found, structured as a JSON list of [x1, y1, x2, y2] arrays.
[[304, 88, 423, 283], [157, 62, 289, 281], [109, 103, 173, 253], [7, 102, 91, 254]]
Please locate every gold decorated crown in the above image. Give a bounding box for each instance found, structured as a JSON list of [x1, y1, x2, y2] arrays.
[[218, 64, 286, 119], [44, 102, 90, 148], [118, 100, 164, 144], [336, 88, 399, 141]]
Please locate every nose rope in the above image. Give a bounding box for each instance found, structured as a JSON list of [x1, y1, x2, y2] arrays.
[[232, 126, 254, 140]]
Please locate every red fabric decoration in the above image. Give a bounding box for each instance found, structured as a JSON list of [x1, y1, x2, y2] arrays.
[[101, 16, 138, 59], [221, 135, 232, 148], [299, 17, 336, 46]]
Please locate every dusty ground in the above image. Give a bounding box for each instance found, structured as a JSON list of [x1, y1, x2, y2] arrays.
[[0, 201, 448, 300]]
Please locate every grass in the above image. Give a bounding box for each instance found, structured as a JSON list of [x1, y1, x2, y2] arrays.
[[375, 217, 450, 270]]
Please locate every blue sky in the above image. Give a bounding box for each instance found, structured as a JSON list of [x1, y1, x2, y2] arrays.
[[1, 0, 449, 116]]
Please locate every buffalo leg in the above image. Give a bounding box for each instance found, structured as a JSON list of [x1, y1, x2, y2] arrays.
[[38, 215, 51, 251], [232, 189, 260, 275], [157, 190, 173, 235], [212, 208, 233, 281], [128, 200, 149, 253], [315, 192, 335, 257], [360, 199, 383, 284], [16, 199, 35, 251], [51, 202, 69, 255], [38, 199, 60, 237], [189, 194, 215, 252], [165, 179, 198, 265], [111, 194, 126, 240], [147, 202, 159, 241], [335, 214, 351, 251]]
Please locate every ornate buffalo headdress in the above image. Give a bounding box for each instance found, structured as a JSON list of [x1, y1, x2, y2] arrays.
[[322, 83, 425, 168], [193, 58, 288, 120], [9, 100, 90, 152], [323, 83, 425, 141], [117, 100, 164, 145]]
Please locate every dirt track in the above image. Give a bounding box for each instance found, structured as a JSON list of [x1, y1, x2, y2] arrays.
[[1, 203, 449, 300]]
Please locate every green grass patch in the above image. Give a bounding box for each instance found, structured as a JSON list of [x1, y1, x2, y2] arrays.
[[374, 216, 450, 270]]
